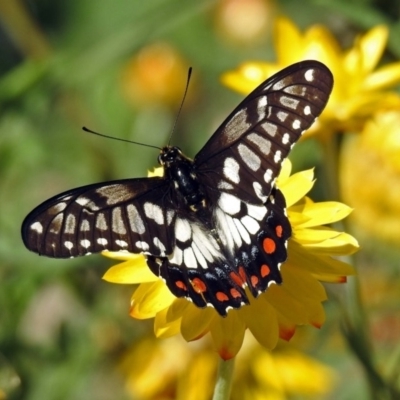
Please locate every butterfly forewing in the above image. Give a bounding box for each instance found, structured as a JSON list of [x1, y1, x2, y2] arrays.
[[22, 60, 333, 316], [22, 178, 176, 258], [195, 61, 333, 204]]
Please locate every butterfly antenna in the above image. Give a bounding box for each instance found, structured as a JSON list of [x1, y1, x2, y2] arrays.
[[167, 67, 192, 146], [82, 127, 162, 150]]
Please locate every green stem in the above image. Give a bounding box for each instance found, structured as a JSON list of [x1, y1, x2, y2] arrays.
[[212, 357, 235, 400]]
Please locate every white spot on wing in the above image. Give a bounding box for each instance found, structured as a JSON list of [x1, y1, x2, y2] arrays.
[[112, 207, 127, 234], [218, 193, 241, 215], [127, 204, 145, 234], [233, 218, 251, 244], [144, 203, 164, 225], [76, 197, 90, 206], [304, 105, 311, 115], [64, 241, 74, 250], [247, 133, 271, 155], [223, 157, 240, 184], [116, 239, 128, 247], [253, 182, 266, 201], [279, 95, 299, 110], [305, 69, 315, 82], [274, 150, 282, 163], [64, 214, 76, 234], [222, 109, 251, 144], [184, 248, 197, 268], [81, 239, 91, 248], [191, 242, 208, 269], [261, 122, 277, 136], [169, 247, 183, 265], [277, 111, 288, 122], [292, 119, 301, 130], [238, 143, 261, 171], [153, 237, 166, 254], [97, 238, 108, 246], [282, 133, 290, 144], [136, 241, 149, 251], [80, 219, 90, 231], [264, 169, 273, 183], [175, 218, 192, 242], [96, 213, 108, 231], [241, 216, 260, 234], [31, 221, 43, 233], [246, 204, 267, 221]]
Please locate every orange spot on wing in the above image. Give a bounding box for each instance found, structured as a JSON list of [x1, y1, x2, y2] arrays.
[[230, 288, 241, 298], [263, 237, 276, 254], [175, 280, 187, 291], [238, 266, 247, 284], [191, 277, 207, 293], [251, 275, 259, 287], [261, 264, 270, 277], [230, 271, 245, 287], [216, 292, 229, 302], [275, 225, 283, 238]]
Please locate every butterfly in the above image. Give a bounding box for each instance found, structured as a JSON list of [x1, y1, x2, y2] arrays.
[[22, 60, 333, 316]]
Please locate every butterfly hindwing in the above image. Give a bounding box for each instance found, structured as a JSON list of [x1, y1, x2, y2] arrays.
[[22, 177, 177, 258]]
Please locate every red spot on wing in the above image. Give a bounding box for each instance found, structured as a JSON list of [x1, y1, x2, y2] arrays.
[[230, 270, 245, 287], [238, 266, 247, 284], [191, 277, 207, 293], [230, 288, 242, 298], [216, 292, 229, 302], [175, 280, 187, 291], [275, 225, 283, 238], [263, 237, 276, 254], [261, 264, 270, 277], [251, 275, 259, 287]]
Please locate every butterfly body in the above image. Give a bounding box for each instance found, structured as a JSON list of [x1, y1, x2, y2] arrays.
[[22, 61, 333, 315]]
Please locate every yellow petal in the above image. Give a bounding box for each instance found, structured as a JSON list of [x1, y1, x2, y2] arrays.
[[357, 25, 388, 73], [279, 169, 314, 207], [294, 201, 353, 227], [363, 62, 400, 91], [130, 281, 175, 319], [101, 250, 140, 260], [293, 226, 346, 244], [180, 306, 215, 341], [281, 265, 327, 302], [154, 307, 182, 338], [239, 296, 279, 350], [300, 232, 359, 255], [210, 312, 246, 360], [287, 241, 355, 276], [103, 260, 157, 283], [274, 17, 302, 65], [264, 285, 309, 325]]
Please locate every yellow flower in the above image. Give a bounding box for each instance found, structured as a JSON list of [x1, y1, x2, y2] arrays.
[[340, 111, 400, 244], [103, 160, 357, 359], [222, 17, 400, 136], [119, 334, 336, 400], [121, 42, 190, 108]]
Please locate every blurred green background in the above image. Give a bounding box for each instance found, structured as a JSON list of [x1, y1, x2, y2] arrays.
[[1, 0, 400, 399]]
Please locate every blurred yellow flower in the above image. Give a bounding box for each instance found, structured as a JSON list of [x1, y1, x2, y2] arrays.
[[121, 42, 190, 107], [103, 160, 357, 359], [340, 111, 400, 244], [214, 0, 274, 45], [222, 17, 400, 136], [120, 335, 335, 400]]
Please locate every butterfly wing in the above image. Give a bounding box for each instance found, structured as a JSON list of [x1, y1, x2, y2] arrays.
[[195, 60, 333, 204], [22, 177, 177, 258]]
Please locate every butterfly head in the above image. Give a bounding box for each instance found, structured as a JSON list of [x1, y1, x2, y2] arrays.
[[158, 146, 191, 168]]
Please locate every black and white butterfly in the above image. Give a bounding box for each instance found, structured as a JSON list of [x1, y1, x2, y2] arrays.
[[22, 61, 333, 316]]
